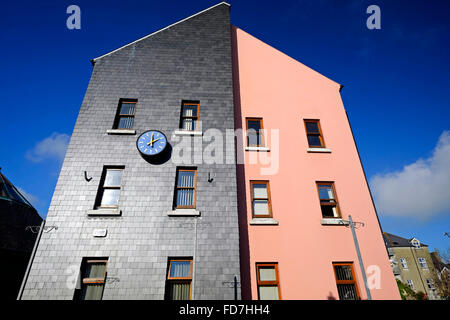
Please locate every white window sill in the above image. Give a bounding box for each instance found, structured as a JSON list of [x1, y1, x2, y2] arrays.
[[106, 129, 136, 135], [167, 209, 201, 216], [245, 146, 270, 152], [307, 148, 332, 153], [87, 208, 121, 216], [320, 218, 349, 226], [173, 130, 203, 136], [249, 218, 279, 225]]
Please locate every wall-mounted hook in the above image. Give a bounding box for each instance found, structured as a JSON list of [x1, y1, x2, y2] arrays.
[[84, 171, 92, 182], [208, 172, 214, 183]]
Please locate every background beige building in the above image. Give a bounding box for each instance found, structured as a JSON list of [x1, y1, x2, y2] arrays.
[[384, 232, 441, 300]]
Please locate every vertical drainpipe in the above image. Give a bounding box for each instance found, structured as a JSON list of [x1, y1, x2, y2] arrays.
[[348, 215, 372, 300], [192, 217, 198, 299], [17, 219, 46, 300]]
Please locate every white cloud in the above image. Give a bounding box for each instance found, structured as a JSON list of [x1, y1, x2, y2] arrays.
[[25, 132, 70, 163], [370, 131, 450, 220], [17, 187, 39, 208]]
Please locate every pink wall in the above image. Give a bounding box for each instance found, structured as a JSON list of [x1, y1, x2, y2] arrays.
[[232, 26, 400, 300]]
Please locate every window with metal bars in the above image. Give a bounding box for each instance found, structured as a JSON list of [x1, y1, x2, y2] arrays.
[[165, 258, 193, 300], [332, 263, 360, 300], [174, 168, 197, 209], [180, 101, 199, 131], [113, 99, 137, 129], [304, 119, 325, 148]]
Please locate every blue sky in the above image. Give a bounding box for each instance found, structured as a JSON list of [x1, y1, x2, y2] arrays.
[[1, 0, 449, 255]]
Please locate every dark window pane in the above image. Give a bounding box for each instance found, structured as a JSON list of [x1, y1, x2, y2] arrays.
[[337, 284, 358, 300], [247, 120, 261, 131], [118, 116, 134, 129], [120, 103, 136, 115], [182, 105, 197, 117], [321, 205, 337, 217], [4, 183, 28, 204], [305, 122, 319, 133], [307, 134, 322, 147], [334, 265, 354, 280]]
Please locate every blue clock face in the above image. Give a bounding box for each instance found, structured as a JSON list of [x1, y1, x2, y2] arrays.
[[136, 130, 167, 156]]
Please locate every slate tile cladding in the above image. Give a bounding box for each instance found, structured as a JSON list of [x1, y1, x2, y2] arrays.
[[21, 3, 240, 300]]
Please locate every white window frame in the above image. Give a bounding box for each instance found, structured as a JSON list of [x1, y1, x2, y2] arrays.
[[418, 258, 428, 269], [400, 258, 408, 269], [426, 279, 435, 290], [406, 279, 414, 289]]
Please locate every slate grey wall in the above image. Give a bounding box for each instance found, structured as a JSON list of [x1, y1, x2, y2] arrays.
[[21, 3, 240, 300]]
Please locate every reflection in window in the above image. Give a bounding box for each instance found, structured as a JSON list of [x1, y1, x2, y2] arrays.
[[96, 167, 124, 208], [317, 182, 340, 218]]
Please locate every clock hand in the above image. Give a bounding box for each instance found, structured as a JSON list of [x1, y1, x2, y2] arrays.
[[147, 137, 162, 147], [147, 133, 155, 146]]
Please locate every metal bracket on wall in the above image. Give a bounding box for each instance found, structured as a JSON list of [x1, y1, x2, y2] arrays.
[[26, 225, 58, 233], [84, 171, 92, 182]]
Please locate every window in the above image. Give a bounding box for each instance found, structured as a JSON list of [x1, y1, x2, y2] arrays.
[[113, 99, 137, 129], [407, 279, 414, 289], [411, 239, 421, 248], [316, 182, 340, 218], [333, 263, 360, 300], [250, 181, 273, 218], [77, 258, 108, 300], [304, 119, 325, 148], [400, 258, 408, 269], [256, 263, 280, 300], [95, 167, 124, 208], [418, 258, 428, 269], [246, 118, 264, 147], [174, 168, 197, 209], [180, 101, 200, 131], [426, 279, 435, 290], [165, 258, 193, 300]]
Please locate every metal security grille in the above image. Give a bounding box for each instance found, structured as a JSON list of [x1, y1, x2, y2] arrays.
[[333, 263, 360, 300]]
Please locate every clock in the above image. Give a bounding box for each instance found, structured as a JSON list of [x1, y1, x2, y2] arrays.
[[136, 130, 167, 156]]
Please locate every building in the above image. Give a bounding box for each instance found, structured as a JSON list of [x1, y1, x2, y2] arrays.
[[384, 232, 441, 300], [0, 169, 42, 300], [232, 26, 399, 300], [21, 2, 399, 300]]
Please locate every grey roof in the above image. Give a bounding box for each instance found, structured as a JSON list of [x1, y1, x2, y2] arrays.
[[0, 170, 34, 209], [383, 232, 428, 248]]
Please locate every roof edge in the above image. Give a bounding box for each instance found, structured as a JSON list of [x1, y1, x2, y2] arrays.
[[91, 2, 231, 63]]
